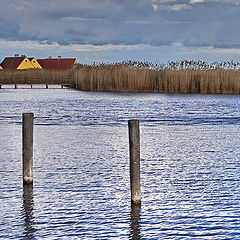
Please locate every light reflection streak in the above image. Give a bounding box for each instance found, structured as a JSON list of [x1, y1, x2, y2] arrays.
[[21, 184, 36, 240], [129, 204, 141, 240]]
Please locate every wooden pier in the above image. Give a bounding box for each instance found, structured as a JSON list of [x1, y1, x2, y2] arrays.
[[0, 84, 72, 89]]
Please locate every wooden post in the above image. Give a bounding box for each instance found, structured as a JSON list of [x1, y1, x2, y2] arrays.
[[128, 120, 141, 205], [15, 84, 17, 89], [0, 85, 2, 89], [22, 113, 34, 184], [46, 85, 48, 89]]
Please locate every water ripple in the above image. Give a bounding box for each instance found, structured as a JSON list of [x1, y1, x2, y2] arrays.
[[1, 89, 240, 239]]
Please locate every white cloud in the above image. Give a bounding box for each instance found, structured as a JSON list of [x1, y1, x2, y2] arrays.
[[0, 39, 151, 53], [152, 3, 160, 10], [166, 4, 193, 11], [125, 20, 152, 24], [189, 0, 205, 4], [151, 0, 178, 10], [62, 17, 103, 22], [152, 0, 177, 3], [1, 39, 240, 64], [189, 0, 240, 4], [1, 0, 240, 55]]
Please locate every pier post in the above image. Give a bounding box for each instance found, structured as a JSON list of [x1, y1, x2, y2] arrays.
[[15, 84, 17, 89], [46, 85, 48, 89], [0, 85, 2, 89], [22, 113, 34, 184], [128, 120, 141, 205]]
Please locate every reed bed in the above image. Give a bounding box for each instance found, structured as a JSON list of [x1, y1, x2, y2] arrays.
[[0, 69, 74, 85], [74, 64, 240, 94], [1, 61, 240, 94]]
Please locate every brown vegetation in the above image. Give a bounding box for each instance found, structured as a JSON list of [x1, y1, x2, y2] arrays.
[[0, 69, 74, 85], [1, 61, 240, 94], [74, 64, 240, 94]]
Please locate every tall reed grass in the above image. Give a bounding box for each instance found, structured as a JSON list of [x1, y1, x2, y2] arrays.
[[74, 64, 240, 94], [0, 69, 74, 85], [1, 62, 240, 94]]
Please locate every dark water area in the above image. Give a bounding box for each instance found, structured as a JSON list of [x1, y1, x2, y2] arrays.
[[0, 88, 240, 239], [0, 87, 240, 127]]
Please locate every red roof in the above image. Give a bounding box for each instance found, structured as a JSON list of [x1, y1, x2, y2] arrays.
[[0, 57, 26, 69], [37, 58, 77, 70]]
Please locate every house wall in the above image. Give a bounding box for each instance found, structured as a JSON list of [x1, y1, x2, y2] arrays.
[[17, 57, 35, 69], [0, 66, 2, 70]]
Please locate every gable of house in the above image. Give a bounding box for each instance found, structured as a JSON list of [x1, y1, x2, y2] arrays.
[[29, 58, 42, 69], [0, 57, 34, 70], [17, 57, 35, 69], [37, 58, 77, 70]]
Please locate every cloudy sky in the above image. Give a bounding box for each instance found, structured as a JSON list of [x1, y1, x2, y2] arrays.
[[0, 0, 240, 63]]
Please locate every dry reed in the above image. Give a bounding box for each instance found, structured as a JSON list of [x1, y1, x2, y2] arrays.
[[74, 64, 240, 94], [1, 62, 240, 94], [0, 69, 74, 85]]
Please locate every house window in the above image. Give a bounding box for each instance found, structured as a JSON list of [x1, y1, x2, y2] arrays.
[[25, 60, 28, 62]]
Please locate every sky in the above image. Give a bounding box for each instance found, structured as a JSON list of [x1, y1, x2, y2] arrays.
[[1, 0, 240, 64]]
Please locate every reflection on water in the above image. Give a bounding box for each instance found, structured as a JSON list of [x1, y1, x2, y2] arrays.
[[0, 89, 240, 127], [21, 184, 36, 240], [129, 204, 141, 240], [1, 89, 240, 239]]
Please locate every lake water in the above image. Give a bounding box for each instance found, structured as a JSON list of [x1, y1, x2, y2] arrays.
[[0, 87, 240, 239]]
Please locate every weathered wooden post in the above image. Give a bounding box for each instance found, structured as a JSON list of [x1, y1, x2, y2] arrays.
[[15, 84, 17, 89], [46, 85, 48, 89], [0, 85, 2, 89], [22, 113, 34, 184], [128, 120, 141, 205]]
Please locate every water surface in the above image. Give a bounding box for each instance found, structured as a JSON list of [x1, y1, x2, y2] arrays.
[[0, 88, 240, 239]]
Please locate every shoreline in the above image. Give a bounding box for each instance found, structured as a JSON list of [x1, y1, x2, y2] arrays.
[[0, 64, 240, 94]]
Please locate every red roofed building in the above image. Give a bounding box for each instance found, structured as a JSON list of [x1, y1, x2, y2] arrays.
[[28, 57, 42, 69], [0, 57, 35, 70], [37, 58, 77, 70]]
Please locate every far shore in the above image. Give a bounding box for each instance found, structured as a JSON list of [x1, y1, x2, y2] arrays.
[[1, 61, 240, 94]]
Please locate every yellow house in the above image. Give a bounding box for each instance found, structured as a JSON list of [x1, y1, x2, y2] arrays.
[[0, 56, 35, 70], [0, 65, 2, 70], [29, 57, 42, 69]]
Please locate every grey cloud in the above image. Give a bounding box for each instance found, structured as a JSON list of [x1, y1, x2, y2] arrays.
[[0, 0, 240, 48]]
